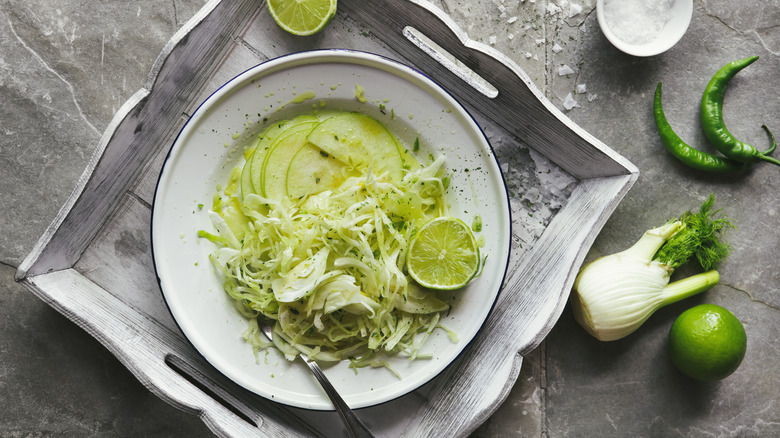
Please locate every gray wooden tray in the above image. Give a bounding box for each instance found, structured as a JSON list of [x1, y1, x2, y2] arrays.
[[15, 0, 638, 436]]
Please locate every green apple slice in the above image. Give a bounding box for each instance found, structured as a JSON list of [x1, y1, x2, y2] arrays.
[[249, 115, 318, 197], [240, 147, 258, 200], [261, 122, 317, 201], [287, 144, 360, 200], [306, 113, 406, 182], [241, 123, 278, 200]]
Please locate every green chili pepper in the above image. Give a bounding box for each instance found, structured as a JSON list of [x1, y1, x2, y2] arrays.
[[700, 56, 780, 166], [654, 83, 746, 172]]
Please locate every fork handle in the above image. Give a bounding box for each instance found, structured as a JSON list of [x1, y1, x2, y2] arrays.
[[300, 355, 375, 438]]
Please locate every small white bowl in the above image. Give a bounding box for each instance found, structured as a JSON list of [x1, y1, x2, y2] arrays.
[[597, 0, 693, 57]]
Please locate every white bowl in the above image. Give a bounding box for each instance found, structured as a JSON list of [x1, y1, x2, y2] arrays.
[[151, 50, 512, 410], [597, 0, 693, 57]]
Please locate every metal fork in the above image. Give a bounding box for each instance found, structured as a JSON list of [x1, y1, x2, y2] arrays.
[[257, 317, 375, 438]]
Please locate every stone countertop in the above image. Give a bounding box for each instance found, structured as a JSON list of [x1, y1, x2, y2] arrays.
[[1, 1, 778, 436]]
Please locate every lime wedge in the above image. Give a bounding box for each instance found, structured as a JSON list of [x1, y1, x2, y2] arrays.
[[267, 0, 338, 36], [406, 217, 480, 290]]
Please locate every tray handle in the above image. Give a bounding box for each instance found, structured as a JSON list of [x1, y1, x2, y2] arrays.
[[401, 26, 500, 100], [342, 0, 637, 181], [23, 268, 322, 438]]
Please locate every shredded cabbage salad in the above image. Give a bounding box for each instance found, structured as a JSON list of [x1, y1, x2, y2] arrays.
[[199, 114, 459, 373]]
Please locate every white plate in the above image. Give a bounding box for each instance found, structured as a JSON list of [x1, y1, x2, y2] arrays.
[[152, 50, 511, 410]]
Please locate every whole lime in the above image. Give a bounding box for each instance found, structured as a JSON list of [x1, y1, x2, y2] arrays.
[[668, 304, 746, 381]]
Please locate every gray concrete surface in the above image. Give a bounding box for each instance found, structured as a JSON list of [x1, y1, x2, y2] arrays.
[[1, 0, 778, 436]]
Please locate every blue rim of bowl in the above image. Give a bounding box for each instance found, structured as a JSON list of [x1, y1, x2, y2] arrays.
[[150, 48, 513, 410]]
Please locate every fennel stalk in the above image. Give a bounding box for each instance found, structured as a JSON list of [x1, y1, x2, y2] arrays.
[[571, 195, 734, 341]]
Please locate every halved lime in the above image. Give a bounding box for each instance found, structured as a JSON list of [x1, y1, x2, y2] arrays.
[[406, 217, 480, 290], [267, 0, 338, 36]]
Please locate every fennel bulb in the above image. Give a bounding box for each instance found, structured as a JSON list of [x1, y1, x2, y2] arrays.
[[571, 195, 734, 341]]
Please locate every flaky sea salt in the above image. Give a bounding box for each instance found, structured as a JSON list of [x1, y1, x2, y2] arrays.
[[603, 0, 673, 45], [552, 43, 563, 53], [576, 83, 587, 93], [558, 64, 575, 76], [563, 93, 579, 110], [489, 35, 497, 45]]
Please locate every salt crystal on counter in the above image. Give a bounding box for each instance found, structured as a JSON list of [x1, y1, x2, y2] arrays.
[[603, 0, 673, 45], [489, 35, 497, 45], [558, 64, 575, 76], [508, 16, 518, 24], [563, 93, 579, 110], [552, 43, 563, 53], [569, 3, 582, 17], [576, 83, 587, 93]]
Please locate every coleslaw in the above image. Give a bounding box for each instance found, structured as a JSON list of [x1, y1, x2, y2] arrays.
[[199, 112, 459, 372]]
